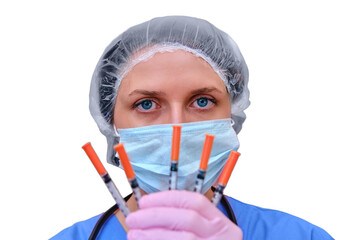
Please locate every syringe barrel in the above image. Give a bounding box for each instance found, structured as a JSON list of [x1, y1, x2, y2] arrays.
[[169, 161, 178, 190], [194, 169, 206, 193], [128, 177, 142, 204], [103, 174, 130, 217], [211, 184, 226, 207]]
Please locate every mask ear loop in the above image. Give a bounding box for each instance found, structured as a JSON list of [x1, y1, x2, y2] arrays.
[[113, 124, 120, 138], [113, 124, 121, 166]]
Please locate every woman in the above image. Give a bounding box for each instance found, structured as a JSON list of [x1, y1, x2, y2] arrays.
[[51, 16, 333, 239]]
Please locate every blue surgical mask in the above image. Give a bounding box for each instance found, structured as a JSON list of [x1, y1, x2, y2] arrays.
[[116, 118, 240, 194]]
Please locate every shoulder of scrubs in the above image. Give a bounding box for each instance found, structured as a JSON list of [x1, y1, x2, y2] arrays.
[[225, 196, 334, 240], [50, 213, 126, 240]]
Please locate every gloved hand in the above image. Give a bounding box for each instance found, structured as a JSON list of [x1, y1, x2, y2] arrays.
[[126, 190, 243, 240]]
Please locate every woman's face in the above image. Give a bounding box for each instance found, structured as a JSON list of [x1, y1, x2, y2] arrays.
[[114, 50, 231, 129]]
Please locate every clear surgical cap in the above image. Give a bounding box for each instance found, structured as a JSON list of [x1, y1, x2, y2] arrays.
[[89, 16, 250, 165]]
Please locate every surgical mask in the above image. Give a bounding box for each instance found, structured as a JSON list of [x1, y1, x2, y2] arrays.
[[116, 118, 240, 194]]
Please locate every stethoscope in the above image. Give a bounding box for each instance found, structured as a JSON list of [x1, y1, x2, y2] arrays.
[[89, 190, 237, 240]]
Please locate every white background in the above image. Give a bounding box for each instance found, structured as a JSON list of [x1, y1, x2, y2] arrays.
[[0, 0, 359, 239]]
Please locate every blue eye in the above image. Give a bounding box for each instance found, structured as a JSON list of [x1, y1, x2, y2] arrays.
[[133, 99, 158, 112], [141, 100, 152, 109], [192, 96, 216, 110], [196, 97, 209, 107], [140, 100, 153, 110]]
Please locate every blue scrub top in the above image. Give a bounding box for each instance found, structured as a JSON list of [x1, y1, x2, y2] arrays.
[[51, 196, 333, 240]]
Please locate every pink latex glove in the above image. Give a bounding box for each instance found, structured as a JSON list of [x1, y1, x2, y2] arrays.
[[126, 190, 243, 240]]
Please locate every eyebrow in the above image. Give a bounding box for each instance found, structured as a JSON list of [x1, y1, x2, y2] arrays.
[[190, 87, 223, 95], [128, 89, 166, 97], [128, 87, 223, 97]]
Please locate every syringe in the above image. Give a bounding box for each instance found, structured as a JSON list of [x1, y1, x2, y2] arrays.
[[169, 125, 182, 190], [114, 143, 142, 207], [194, 134, 215, 193], [212, 151, 241, 207], [82, 142, 131, 217]]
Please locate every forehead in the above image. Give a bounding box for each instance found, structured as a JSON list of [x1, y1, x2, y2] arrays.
[[118, 49, 227, 92]]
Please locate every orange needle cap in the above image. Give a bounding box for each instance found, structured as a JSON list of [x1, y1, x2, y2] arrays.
[[199, 134, 215, 170], [218, 151, 241, 185], [82, 142, 106, 176], [171, 125, 182, 161], [114, 143, 135, 179]]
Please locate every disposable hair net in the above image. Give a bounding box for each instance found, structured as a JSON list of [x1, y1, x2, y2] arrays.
[[89, 16, 250, 166]]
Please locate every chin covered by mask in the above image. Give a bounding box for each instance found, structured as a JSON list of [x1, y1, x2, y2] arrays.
[[115, 118, 239, 194]]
